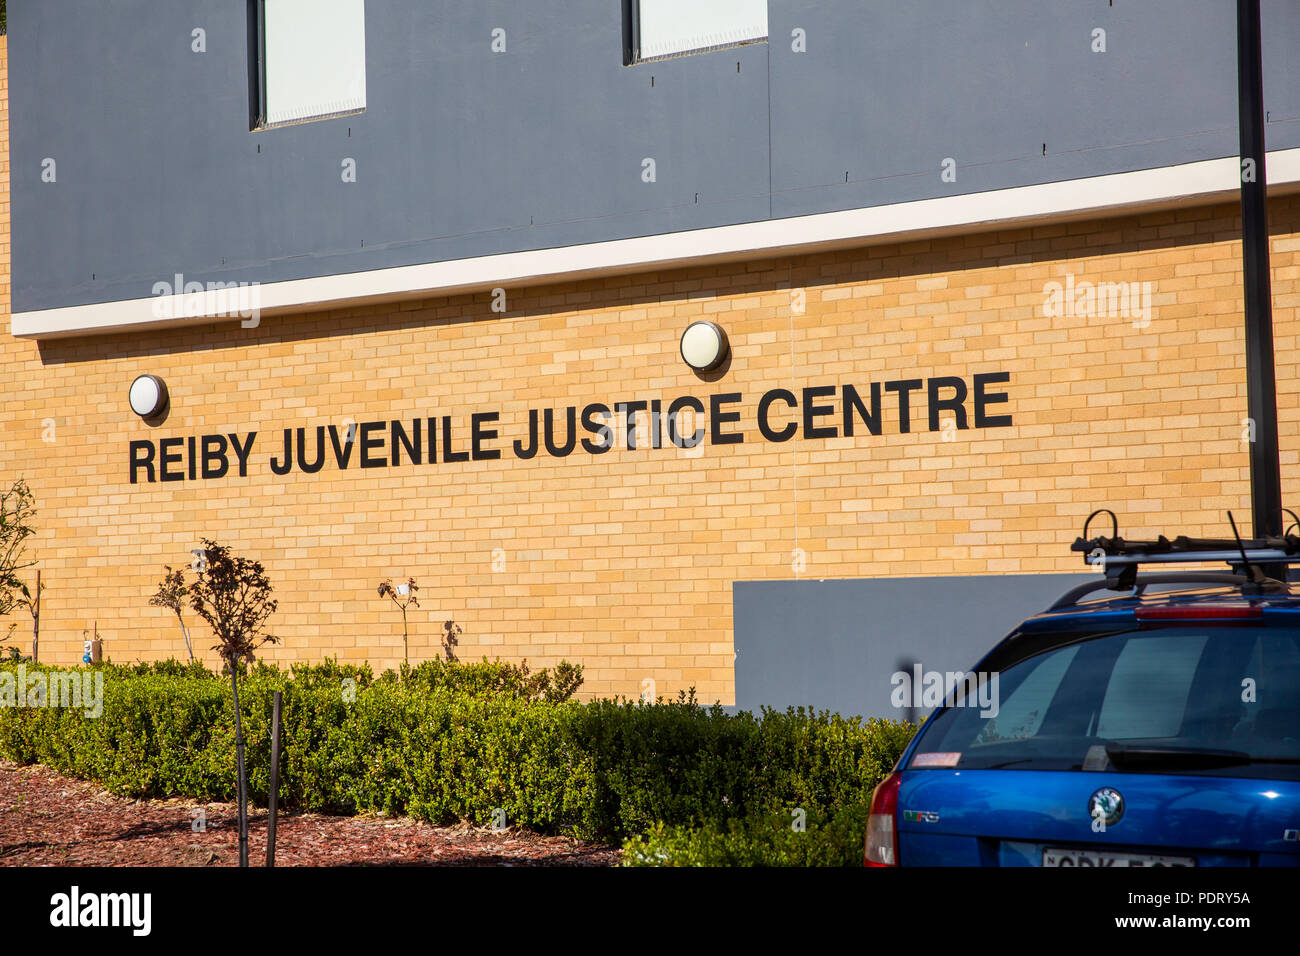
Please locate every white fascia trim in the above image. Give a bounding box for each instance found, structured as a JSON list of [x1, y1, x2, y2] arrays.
[[13, 147, 1300, 339]]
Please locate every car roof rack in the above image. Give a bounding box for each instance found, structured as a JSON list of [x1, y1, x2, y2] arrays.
[[1059, 508, 1300, 605], [1048, 572, 1249, 611]]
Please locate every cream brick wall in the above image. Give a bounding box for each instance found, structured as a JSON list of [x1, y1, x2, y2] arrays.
[[3, 36, 1300, 702]]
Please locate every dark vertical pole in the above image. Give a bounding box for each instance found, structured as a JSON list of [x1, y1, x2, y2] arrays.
[[1237, 0, 1282, 544], [31, 570, 39, 663], [266, 690, 281, 867], [230, 661, 249, 868]]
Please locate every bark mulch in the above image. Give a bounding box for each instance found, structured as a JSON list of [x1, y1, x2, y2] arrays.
[[0, 760, 621, 867]]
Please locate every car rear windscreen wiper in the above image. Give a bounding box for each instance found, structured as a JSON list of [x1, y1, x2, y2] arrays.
[[1103, 742, 1253, 771]]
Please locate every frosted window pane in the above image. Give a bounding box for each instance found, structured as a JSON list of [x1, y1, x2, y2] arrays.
[[265, 0, 367, 126], [638, 0, 768, 59]]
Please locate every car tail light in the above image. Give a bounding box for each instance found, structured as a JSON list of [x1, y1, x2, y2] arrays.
[[1135, 605, 1262, 622], [864, 771, 902, 867]]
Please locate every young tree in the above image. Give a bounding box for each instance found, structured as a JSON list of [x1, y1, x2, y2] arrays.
[[376, 577, 419, 667], [0, 479, 37, 621], [17, 572, 44, 663], [188, 539, 278, 868], [149, 566, 195, 662]]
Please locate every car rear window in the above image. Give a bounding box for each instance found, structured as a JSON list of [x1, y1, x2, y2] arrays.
[[911, 625, 1300, 779]]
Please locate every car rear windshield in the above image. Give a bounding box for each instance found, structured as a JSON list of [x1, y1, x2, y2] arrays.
[[911, 625, 1300, 779]]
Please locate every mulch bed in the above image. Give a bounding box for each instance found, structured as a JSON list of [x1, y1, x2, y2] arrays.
[[0, 761, 621, 867]]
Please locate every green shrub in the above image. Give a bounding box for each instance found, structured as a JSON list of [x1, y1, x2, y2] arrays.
[[103, 658, 214, 680], [391, 656, 584, 703], [621, 805, 872, 866], [560, 695, 914, 837], [0, 658, 914, 845]]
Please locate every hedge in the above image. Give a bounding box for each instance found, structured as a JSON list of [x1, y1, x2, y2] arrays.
[[622, 805, 873, 866], [0, 658, 914, 847]]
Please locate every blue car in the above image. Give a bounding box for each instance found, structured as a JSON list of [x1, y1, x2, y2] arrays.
[[865, 514, 1300, 867]]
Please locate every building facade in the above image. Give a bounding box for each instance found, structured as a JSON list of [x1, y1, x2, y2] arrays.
[[2, 3, 1300, 712]]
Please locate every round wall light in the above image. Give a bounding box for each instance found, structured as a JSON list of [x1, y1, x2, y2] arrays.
[[680, 321, 729, 373], [129, 374, 169, 419]]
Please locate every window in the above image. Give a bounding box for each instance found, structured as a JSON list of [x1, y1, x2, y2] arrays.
[[912, 627, 1300, 779], [252, 0, 367, 130], [624, 0, 768, 64], [973, 646, 1078, 745], [1095, 634, 1204, 740]]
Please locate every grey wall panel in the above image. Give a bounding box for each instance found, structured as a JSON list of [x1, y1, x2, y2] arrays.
[[767, 0, 1262, 219], [9, 1, 1300, 317], [732, 573, 1097, 719], [1260, 0, 1300, 164]]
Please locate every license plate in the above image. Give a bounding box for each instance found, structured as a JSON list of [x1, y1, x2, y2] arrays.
[[1042, 848, 1194, 867]]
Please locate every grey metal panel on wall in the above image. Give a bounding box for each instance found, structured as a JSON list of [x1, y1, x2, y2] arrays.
[[9, 0, 771, 315], [9, 1, 1300, 316], [732, 574, 1097, 719], [768, 0, 1276, 218]]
